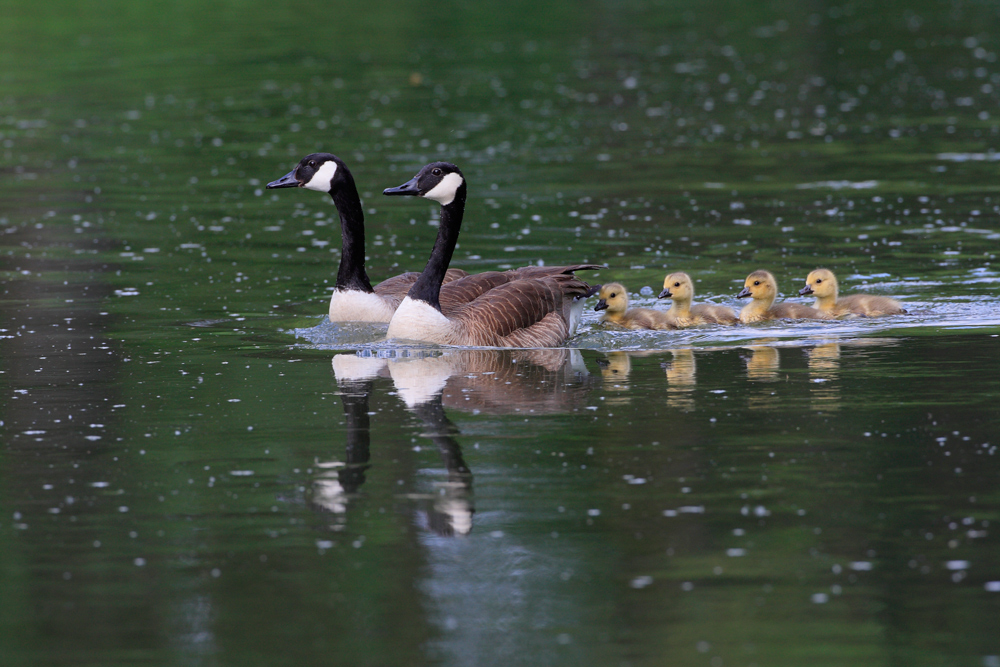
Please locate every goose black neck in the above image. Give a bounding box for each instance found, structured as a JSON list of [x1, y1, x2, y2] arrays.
[[408, 183, 467, 311], [331, 172, 374, 293], [339, 380, 373, 492]]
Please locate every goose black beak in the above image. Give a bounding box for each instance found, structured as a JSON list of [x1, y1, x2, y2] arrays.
[[383, 176, 421, 197], [736, 287, 752, 299], [594, 299, 608, 311], [658, 288, 672, 299], [267, 170, 300, 189], [798, 285, 814, 296]]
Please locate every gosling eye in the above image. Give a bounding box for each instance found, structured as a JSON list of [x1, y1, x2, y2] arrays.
[[610, 292, 617, 298], [753, 281, 760, 286], [815, 279, 822, 284], [673, 282, 680, 287], [431, 167, 442, 176]]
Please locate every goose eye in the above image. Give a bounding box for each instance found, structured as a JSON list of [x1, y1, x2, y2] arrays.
[[815, 279, 822, 284], [753, 281, 760, 286], [431, 167, 442, 176], [308, 160, 317, 168], [610, 292, 617, 298], [673, 282, 680, 287]]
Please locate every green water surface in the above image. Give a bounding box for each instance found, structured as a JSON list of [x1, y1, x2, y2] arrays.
[[2, 1, 1000, 666]]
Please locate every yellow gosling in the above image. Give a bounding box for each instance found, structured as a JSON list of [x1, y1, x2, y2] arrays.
[[595, 283, 674, 330], [658, 272, 738, 326], [737, 270, 833, 323], [799, 268, 906, 317]]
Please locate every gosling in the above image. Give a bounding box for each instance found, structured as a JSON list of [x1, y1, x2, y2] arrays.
[[799, 268, 906, 317], [595, 283, 674, 330], [737, 270, 833, 323], [658, 272, 738, 326]]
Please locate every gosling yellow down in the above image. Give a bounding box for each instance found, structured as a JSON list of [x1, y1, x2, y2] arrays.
[[799, 268, 906, 317], [737, 270, 832, 323], [595, 283, 673, 330], [658, 272, 738, 326]]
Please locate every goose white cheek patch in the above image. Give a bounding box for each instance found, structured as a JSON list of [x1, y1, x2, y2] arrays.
[[303, 161, 338, 192], [422, 172, 463, 205]]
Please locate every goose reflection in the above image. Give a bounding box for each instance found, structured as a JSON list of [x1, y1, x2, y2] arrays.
[[387, 348, 592, 536], [663, 349, 697, 411], [386, 348, 592, 413], [807, 342, 841, 411], [309, 355, 387, 521], [407, 396, 474, 536], [327, 348, 593, 536]]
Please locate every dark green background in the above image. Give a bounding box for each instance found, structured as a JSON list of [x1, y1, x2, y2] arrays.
[[2, 1, 999, 665]]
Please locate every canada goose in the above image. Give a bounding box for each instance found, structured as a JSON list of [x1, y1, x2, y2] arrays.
[[658, 272, 738, 326], [267, 153, 469, 322], [737, 270, 833, 323], [595, 283, 674, 330], [799, 268, 907, 317], [381, 162, 600, 347]]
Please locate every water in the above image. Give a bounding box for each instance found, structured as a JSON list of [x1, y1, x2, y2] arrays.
[[2, 1, 1000, 665]]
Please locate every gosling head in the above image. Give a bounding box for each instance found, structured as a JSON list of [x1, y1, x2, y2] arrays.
[[267, 153, 349, 194], [595, 282, 629, 314], [383, 162, 466, 206], [737, 270, 778, 301], [799, 268, 838, 298], [658, 272, 694, 300]]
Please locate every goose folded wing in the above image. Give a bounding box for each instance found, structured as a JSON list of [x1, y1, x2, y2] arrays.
[[375, 268, 469, 300], [438, 271, 519, 311], [503, 263, 603, 280], [451, 275, 593, 342]]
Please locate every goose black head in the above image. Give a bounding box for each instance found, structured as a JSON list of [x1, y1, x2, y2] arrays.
[[267, 153, 347, 194], [383, 162, 465, 206]]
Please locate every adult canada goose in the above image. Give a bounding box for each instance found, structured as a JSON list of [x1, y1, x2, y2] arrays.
[[658, 272, 738, 326], [737, 270, 833, 323], [267, 153, 470, 322], [595, 283, 674, 330], [799, 268, 907, 317], [382, 162, 600, 347]]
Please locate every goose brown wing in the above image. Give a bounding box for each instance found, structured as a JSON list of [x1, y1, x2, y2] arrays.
[[451, 275, 594, 345], [375, 268, 469, 301], [438, 271, 515, 311], [503, 263, 603, 280], [433, 265, 600, 314]]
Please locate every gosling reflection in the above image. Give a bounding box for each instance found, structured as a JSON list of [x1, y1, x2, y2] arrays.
[[663, 349, 697, 411], [743, 342, 780, 410], [807, 342, 841, 411], [596, 352, 632, 405]]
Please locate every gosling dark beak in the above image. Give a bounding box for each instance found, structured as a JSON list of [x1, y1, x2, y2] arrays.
[[798, 285, 814, 296], [383, 176, 421, 197], [594, 299, 608, 311], [266, 170, 299, 189], [658, 288, 673, 299], [736, 287, 752, 299]]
